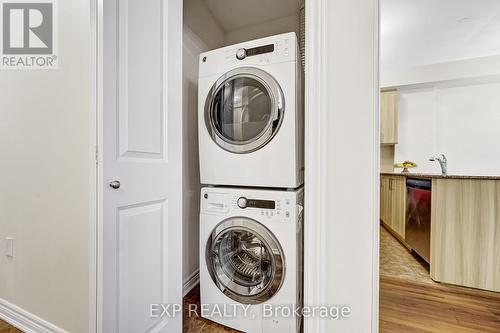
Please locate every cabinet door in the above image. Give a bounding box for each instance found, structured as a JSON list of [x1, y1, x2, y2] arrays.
[[380, 91, 399, 144], [390, 176, 406, 238], [380, 176, 391, 225], [380, 177, 386, 222]]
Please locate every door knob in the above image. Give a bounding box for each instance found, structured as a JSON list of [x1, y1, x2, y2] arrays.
[[109, 180, 121, 189]]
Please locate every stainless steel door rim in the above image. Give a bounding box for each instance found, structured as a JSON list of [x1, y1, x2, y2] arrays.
[[204, 67, 285, 154], [206, 217, 285, 304]]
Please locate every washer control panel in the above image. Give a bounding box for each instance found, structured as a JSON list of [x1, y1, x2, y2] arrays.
[[231, 194, 294, 220], [201, 187, 303, 224], [236, 196, 275, 210]]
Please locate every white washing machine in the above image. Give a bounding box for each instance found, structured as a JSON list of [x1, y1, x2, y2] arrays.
[[198, 32, 304, 188], [199, 186, 304, 333]]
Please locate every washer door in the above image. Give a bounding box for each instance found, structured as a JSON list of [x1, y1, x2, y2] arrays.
[[205, 67, 285, 154], [206, 217, 285, 304]]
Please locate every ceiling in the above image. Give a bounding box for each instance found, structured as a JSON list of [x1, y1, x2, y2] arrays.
[[381, 0, 500, 72], [203, 0, 302, 32]]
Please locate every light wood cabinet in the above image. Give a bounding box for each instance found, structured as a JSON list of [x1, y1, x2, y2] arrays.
[[380, 175, 406, 239], [380, 90, 399, 144], [390, 176, 406, 238], [380, 176, 391, 224], [431, 179, 500, 292]]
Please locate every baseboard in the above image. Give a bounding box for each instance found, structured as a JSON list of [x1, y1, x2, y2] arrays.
[[0, 298, 68, 333], [183, 269, 200, 297]]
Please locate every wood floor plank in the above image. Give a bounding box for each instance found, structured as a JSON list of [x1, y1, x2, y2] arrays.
[[380, 225, 500, 333], [380, 276, 500, 332]]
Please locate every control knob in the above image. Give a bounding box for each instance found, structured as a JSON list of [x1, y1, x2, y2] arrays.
[[237, 197, 248, 209], [236, 48, 246, 60]]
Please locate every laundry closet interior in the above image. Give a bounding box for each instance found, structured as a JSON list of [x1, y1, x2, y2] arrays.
[[182, 0, 306, 332]]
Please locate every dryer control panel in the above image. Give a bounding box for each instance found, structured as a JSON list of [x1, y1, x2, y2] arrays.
[[198, 32, 298, 78], [224, 36, 294, 66]]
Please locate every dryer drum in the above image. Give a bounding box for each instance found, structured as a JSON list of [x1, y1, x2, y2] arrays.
[[204, 67, 285, 154]]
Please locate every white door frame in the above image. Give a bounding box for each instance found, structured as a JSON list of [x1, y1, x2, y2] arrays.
[[95, 0, 103, 331], [89, 0, 100, 332], [93, 0, 102, 332], [303, 0, 379, 332], [302, 0, 327, 330]]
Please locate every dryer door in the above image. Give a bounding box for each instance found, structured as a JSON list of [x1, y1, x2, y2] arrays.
[[206, 217, 285, 304], [205, 67, 285, 154]]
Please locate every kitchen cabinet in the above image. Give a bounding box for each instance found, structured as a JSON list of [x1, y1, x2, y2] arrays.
[[390, 176, 406, 238], [380, 176, 391, 224], [431, 178, 500, 292], [380, 175, 406, 239], [380, 90, 399, 144]]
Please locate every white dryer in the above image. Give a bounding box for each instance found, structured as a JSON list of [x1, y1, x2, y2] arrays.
[[198, 33, 304, 188], [199, 186, 304, 333]]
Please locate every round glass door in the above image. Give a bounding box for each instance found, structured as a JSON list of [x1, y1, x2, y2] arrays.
[[205, 67, 285, 154], [206, 217, 285, 304]]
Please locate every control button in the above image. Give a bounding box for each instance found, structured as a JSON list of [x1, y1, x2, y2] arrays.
[[237, 197, 248, 209], [285, 211, 290, 218], [236, 48, 246, 60]]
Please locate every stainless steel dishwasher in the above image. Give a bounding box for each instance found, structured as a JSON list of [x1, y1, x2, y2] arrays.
[[405, 178, 432, 263]]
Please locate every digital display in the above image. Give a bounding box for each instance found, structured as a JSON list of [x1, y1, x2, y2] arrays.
[[245, 44, 275, 57], [247, 199, 276, 209]]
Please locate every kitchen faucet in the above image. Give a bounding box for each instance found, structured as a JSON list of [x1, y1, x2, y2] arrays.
[[429, 154, 447, 176]]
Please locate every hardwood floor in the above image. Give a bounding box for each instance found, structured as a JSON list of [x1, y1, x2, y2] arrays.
[[0, 319, 21, 333], [380, 226, 500, 332], [380, 276, 500, 332], [184, 285, 241, 333]]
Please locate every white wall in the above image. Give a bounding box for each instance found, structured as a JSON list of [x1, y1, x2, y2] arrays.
[[395, 88, 440, 174], [182, 27, 205, 291], [182, 6, 224, 289], [305, 0, 379, 331], [325, 0, 378, 328], [396, 81, 500, 176], [0, 1, 93, 332], [224, 14, 299, 45], [183, 0, 225, 50]]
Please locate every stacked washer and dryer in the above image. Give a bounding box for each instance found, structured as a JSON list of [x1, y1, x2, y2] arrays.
[[198, 32, 304, 333]]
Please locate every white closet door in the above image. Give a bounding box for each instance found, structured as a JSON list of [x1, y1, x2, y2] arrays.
[[103, 0, 183, 332]]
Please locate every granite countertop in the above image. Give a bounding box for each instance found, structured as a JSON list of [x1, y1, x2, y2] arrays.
[[380, 172, 500, 180]]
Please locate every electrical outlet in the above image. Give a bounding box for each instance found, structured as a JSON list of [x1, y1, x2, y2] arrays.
[[5, 238, 14, 258]]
